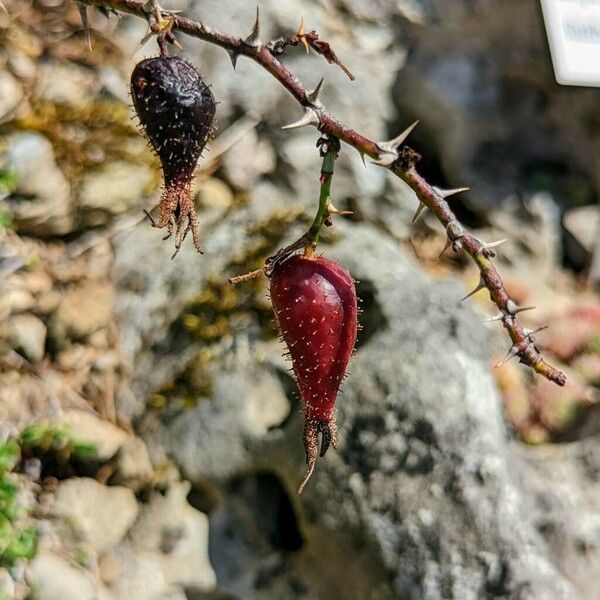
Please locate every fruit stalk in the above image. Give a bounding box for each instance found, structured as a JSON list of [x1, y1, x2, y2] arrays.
[[305, 146, 336, 253]]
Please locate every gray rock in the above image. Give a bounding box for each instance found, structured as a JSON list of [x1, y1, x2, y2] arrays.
[[108, 545, 187, 600], [51, 478, 138, 553], [0, 284, 35, 314], [0, 568, 16, 599], [51, 282, 113, 342], [37, 62, 99, 105], [6, 313, 46, 362], [60, 410, 129, 461], [4, 133, 73, 236], [78, 162, 153, 227], [26, 551, 114, 600], [0, 71, 23, 121], [112, 436, 154, 492], [126, 481, 216, 591], [563, 205, 600, 262]]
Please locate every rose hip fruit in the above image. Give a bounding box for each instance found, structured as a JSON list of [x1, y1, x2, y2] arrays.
[[270, 254, 358, 494], [131, 56, 216, 257]]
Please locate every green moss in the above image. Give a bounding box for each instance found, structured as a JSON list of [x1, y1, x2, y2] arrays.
[[13, 99, 155, 185]]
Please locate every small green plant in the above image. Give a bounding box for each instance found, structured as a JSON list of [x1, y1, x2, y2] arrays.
[[0, 168, 18, 195], [0, 168, 17, 230], [0, 424, 97, 567], [20, 423, 97, 461], [0, 439, 37, 567]]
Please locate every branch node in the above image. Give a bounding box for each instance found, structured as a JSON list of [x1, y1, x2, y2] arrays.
[[398, 146, 422, 170], [373, 120, 419, 166], [446, 221, 465, 242], [481, 238, 508, 258]]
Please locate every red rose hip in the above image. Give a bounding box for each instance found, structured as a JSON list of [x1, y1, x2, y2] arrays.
[[270, 254, 358, 494]]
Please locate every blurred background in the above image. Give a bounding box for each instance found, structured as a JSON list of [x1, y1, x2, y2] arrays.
[[0, 1, 599, 598]]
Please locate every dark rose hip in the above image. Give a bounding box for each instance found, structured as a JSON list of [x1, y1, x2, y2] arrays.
[[131, 56, 216, 256], [270, 254, 358, 493]]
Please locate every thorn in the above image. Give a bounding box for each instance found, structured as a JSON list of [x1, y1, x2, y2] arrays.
[[281, 107, 319, 130], [328, 203, 353, 217], [480, 238, 508, 258], [0, 1, 6, 12], [376, 120, 419, 157], [485, 238, 508, 250], [460, 277, 485, 301], [171, 35, 183, 50], [245, 6, 261, 46], [495, 345, 520, 368], [506, 300, 536, 316], [306, 77, 324, 104], [227, 49, 239, 69], [77, 2, 92, 51], [412, 201, 427, 223], [485, 312, 505, 322], [433, 186, 470, 199], [523, 325, 549, 337], [297, 18, 310, 53]]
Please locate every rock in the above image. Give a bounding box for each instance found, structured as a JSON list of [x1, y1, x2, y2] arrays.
[[148, 365, 290, 481], [0, 71, 23, 119], [4, 133, 73, 236], [78, 162, 153, 227], [17, 270, 53, 296], [51, 478, 138, 553], [51, 282, 113, 342], [6, 313, 47, 362], [109, 545, 187, 600], [0, 284, 35, 314], [221, 129, 276, 190], [26, 551, 114, 600], [112, 436, 154, 492], [564, 206, 600, 255], [126, 482, 216, 592], [37, 62, 99, 105], [564, 205, 600, 270], [60, 410, 129, 461], [196, 178, 234, 210], [0, 568, 15, 599], [519, 438, 600, 600], [56, 344, 98, 371]]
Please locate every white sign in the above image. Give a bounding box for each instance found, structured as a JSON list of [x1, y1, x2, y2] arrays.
[[540, 0, 600, 87]]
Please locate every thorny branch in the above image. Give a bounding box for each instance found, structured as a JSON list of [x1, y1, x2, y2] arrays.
[[76, 0, 566, 386]]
